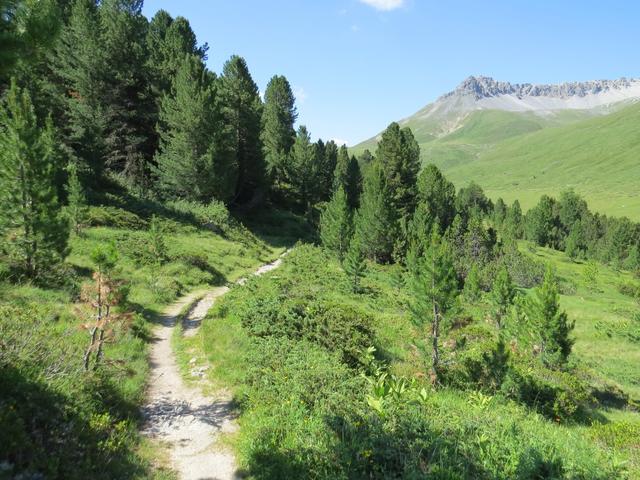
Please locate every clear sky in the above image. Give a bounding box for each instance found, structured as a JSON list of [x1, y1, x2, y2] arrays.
[[142, 0, 640, 146]]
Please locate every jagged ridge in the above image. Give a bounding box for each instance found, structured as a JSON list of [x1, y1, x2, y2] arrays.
[[441, 75, 640, 101]]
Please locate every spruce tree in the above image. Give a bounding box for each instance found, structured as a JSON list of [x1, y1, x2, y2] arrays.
[[155, 55, 235, 202], [261, 75, 297, 190], [354, 162, 396, 263], [375, 122, 420, 222], [219, 55, 264, 203], [146, 11, 207, 98], [504, 199, 524, 240], [491, 265, 515, 329], [51, 0, 107, 178], [0, 81, 68, 278], [344, 232, 366, 293], [526, 266, 574, 366], [408, 229, 459, 383], [288, 125, 319, 213], [66, 160, 88, 236], [319, 140, 337, 201], [416, 164, 456, 231], [320, 186, 352, 262], [333, 145, 362, 209], [463, 263, 482, 302], [98, 0, 155, 191]]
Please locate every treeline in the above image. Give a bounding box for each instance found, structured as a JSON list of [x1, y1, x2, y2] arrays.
[[0, 0, 365, 279]]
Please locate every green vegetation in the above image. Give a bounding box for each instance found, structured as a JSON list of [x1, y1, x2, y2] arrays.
[[191, 245, 639, 479], [443, 104, 640, 219]]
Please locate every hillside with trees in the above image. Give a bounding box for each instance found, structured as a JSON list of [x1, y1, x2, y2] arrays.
[[1, 1, 639, 479]]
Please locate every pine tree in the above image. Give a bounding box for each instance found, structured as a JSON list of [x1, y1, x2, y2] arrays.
[[408, 229, 459, 383], [261, 75, 297, 191], [344, 233, 366, 293], [146, 11, 207, 98], [416, 164, 456, 231], [319, 139, 337, 201], [354, 162, 396, 263], [288, 125, 319, 213], [526, 266, 574, 366], [333, 145, 362, 209], [0, 81, 68, 278], [219, 55, 264, 203], [320, 186, 352, 262], [491, 265, 515, 329], [155, 55, 235, 202], [148, 215, 168, 264], [375, 122, 420, 222], [504, 199, 524, 240], [358, 149, 374, 165], [463, 263, 482, 302], [98, 0, 155, 191], [66, 159, 88, 235], [51, 0, 107, 178]]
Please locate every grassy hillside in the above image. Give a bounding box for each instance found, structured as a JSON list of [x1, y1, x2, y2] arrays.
[[0, 190, 306, 479], [181, 244, 639, 479], [442, 103, 640, 219]]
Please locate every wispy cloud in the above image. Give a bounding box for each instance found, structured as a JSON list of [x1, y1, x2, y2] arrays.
[[358, 0, 404, 11]]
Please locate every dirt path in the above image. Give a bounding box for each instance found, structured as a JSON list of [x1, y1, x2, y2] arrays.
[[142, 253, 287, 480]]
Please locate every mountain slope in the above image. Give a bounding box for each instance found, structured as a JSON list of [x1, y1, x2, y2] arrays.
[[445, 102, 640, 219], [353, 76, 640, 217]]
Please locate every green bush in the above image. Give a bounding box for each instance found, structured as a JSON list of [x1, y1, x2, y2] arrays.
[[85, 206, 146, 229]]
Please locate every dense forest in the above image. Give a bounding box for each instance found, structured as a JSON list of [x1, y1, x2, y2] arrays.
[[1, 1, 639, 479]]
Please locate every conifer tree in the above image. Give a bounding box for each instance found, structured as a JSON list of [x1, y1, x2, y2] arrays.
[[148, 215, 168, 264], [491, 265, 516, 328], [344, 232, 366, 293], [504, 199, 524, 240], [358, 149, 374, 165], [333, 145, 362, 209], [288, 125, 319, 213], [219, 55, 264, 202], [375, 122, 420, 222], [320, 186, 352, 262], [416, 164, 456, 231], [51, 0, 107, 178], [526, 266, 574, 366], [146, 11, 207, 98], [0, 81, 68, 278], [463, 263, 482, 302], [408, 229, 459, 383], [261, 75, 297, 190], [319, 139, 337, 201], [65, 160, 88, 236], [155, 55, 235, 202], [354, 162, 396, 263]]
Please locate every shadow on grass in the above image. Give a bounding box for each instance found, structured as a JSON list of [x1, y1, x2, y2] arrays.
[[0, 363, 150, 480]]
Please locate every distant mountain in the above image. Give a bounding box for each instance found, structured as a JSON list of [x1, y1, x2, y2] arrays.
[[356, 76, 640, 149], [353, 75, 640, 218]]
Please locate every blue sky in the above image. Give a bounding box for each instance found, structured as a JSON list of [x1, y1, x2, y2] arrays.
[[142, 0, 640, 145]]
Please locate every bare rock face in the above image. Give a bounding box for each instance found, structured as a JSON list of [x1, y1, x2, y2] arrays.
[[442, 75, 640, 100]]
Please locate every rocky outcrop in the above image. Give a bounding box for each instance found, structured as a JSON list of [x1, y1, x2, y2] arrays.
[[441, 76, 640, 100]]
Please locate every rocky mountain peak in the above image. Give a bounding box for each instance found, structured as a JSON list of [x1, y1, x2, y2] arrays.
[[441, 75, 639, 101]]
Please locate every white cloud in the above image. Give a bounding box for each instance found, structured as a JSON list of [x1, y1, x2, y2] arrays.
[[293, 86, 308, 104], [358, 0, 404, 11]]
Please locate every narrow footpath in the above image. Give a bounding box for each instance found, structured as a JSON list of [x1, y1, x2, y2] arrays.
[[142, 254, 286, 480]]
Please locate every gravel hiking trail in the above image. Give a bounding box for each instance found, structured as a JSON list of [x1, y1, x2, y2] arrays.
[[142, 254, 287, 480]]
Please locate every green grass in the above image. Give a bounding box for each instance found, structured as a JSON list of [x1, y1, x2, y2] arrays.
[[0, 194, 308, 478], [190, 245, 639, 479], [443, 103, 640, 219]]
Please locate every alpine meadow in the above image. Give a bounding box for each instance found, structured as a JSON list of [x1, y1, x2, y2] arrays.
[[0, 1, 639, 479]]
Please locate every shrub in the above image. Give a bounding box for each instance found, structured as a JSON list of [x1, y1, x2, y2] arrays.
[[85, 206, 146, 229]]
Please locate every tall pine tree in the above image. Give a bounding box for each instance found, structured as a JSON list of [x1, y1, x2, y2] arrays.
[[288, 125, 319, 213], [408, 229, 459, 384], [320, 186, 352, 262], [219, 55, 264, 203], [155, 55, 235, 202], [261, 75, 296, 191], [0, 81, 68, 278], [354, 162, 396, 263]]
